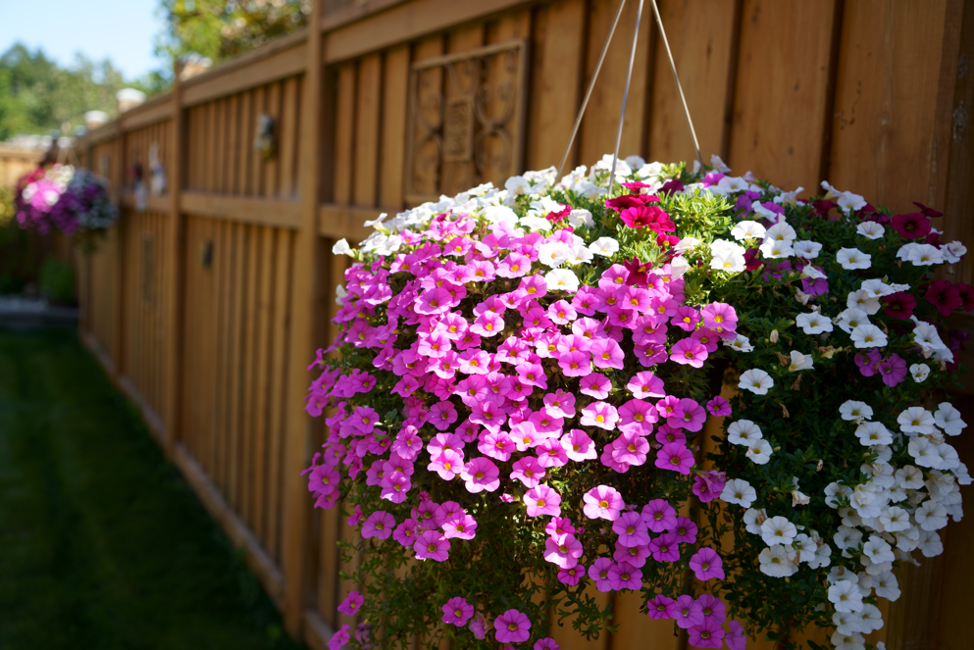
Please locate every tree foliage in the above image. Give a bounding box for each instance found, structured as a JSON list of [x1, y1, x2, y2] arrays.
[[155, 0, 312, 65]]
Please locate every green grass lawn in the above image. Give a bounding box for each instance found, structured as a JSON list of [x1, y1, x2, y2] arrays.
[[0, 327, 307, 650]]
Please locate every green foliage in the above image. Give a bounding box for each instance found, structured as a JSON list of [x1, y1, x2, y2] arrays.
[[155, 0, 312, 66], [0, 44, 128, 140], [38, 256, 75, 302]]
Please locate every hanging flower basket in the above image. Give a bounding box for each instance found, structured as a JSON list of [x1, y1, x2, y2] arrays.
[[304, 154, 970, 650], [14, 164, 119, 249]]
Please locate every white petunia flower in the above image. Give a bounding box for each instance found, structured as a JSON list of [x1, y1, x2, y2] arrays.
[[728, 419, 763, 446], [839, 400, 873, 421], [879, 507, 911, 533], [505, 175, 530, 195], [759, 238, 794, 259], [800, 264, 826, 280], [721, 479, 757, 508], [898, 406, 937, 434], [836, 247, 872, 270], [335, 284, 347, 306], [710, 239, 747, 273], [791, 481, 811, 507], [787, 350, 814, 372], [739, 368, 774, 395], [332, 238, 353, 256], [908, 437, 942, 469], [759, 545, 799, 578], [828, 579, 865, 613], [855, 422, 892, 446], [835, 307, 870, 333], [774, 186, 804, 206], [862, 536, 895, 564], [743, 507, 767, 534], [760, 516, 798, 546], [793, 240, 822, 259], [831, 630, 866, 650], [942, 240, 968, 264], [915, 501, 948, 531], [934, 402, 966, 436], [911, 318, 948, 354], [567, 208, 595, 228], [860, 279, 894, 298], [846, 290, 881, 315], [483, 204, 519, 227], [856, 221, 885, 239], [674, 236, 701, 253], [833, 611, 864, 636], [796, 311, 833, 335], [710, 154, 731, 173], [849, 324, 888, 348], [563, 244, 594, 266], [589, 237, 619, 257], [917, 528, 944, 557], [725, 334, 754, 352], [902, 243, 944, 266], [731, 220, 767, 241], [765, 221, 797, 243], [873, 571, 900, 601], [544, 269, 579, 293], [791, 533, 815, 560], [520, 215, 552, 232], [746, 438, 774, 465], [858, 604, 883, 634], [538, 242, 570, 268], [910, 363, 930, 382]]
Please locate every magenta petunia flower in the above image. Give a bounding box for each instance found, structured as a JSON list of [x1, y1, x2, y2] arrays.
[[516, 275, 548, 301], [697, 594, 726, 623], [580, 372, 612, 399], [673, 305, 700, 332], [700, 302, 738, 333], [627, 371, 666, 398], [689, 547, 725, 581], [881, 291, 916, 319], [580, 401, 619, 430], [670, 398, 707, 432], [534, 638, 561, 650], [926, 279, 963, 317], [525, 484, 562, 517], [543, 533, 583, 568], [494, 609, 531, 644], [392, 518, 417, 547], [582, 485, 624, 521], [617, 398, 656, 435], [589, 338, 625, 369], [878, 353, 908, 387], [469, 613, 488, 639], [588, 557, 615, 592], [361, 510, 396, 539], [646, 595, 674, 620], [338, 590, 364, 616], [442, 597, 474, 626], [608, 561, 643, 590], [558, 349, 592, 377], [428, 401, 459, 430], [470, 311, 505, 337], [327, 624, 350, 650], [511, 456, 546, 487], [666, 594, 702, 629], [614, 539, 651, 567], [441, 512, 478, 540], [688, 618, 725, 648], [612, 511, 650, 547], [557, 564, 583, 586], [692, 472, 726, 504], [544, 389, 576, 418], [561, 428, 598, 462], [890, 212, 931, 239], [705, 395, 732, 417], [427, 449, 464, 481], [670, 338, 708, 368], [641, 499, 677, 532], [726, 621, 746, 650], [414, 530, 451, 561], [479, 430, 515, 462], [649, 533, 680, 563], [460, 457, 501, 493], [536, 438, 569, 468], [655, 443, 695, 475], [495, 252, 531, 278]]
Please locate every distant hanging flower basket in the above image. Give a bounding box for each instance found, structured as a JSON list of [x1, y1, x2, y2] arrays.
[[14, 163, 119, 249]]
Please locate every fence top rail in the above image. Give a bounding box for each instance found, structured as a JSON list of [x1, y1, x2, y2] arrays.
[[0, 145, 45, 161], [180, 27, 308, 95]]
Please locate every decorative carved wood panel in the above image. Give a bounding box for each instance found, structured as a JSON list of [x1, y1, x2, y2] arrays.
[[405, 39, 527, 205]]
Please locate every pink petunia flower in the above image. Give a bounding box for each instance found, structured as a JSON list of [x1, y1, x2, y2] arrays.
[[627, 371, 666, 398], [700, 302, 738, 334], [705, 395, 732, 417], [479, 430, 516, 462], [525, 484, 562, 517], [692, 471, 726, 504], [688, 618, 725, 648], [361, 511, 396, 540], [583, 485, 624, 521], [697, 594, 726, 623], [561, 429, 598, 462], [441, 512, 478, 540], [338, 591, 364, 616], [511, 456, 546, 488], [557, 564, 583, 586], [612, 511, 651, 547], [646, 595, 674, 620], [672, 516, 699, 544], [641, 499, 677, 532], [614, 540, 651, 568], [589, 338, 625, 369], [327, 624, 350, 650], [672, 398, 707, 432], [689, 547, 725, 581], [543, 389, 576, 417], [726, 621, 746, 650], [428, 401, 459, 430], [494, 609, 531, 644], [670, 338, 708, 368], [413, 530, 451, 561], [428, 449, 464, 481], [580, 401, 619, 430], [535, 438, 569, 468], [608, 561, 643, 590], [655, 443, 695, 475], [667, 595, 703, 629], [617, 399, 656, 435], [580, 372, 612, 399], [392, 518, 417, 547], [543, 534, 584, 568], [558, 350, 592, 377], [534, 638, 561, 650], [442, 597, 474, 626], [649, 533, 680, 563], [461, 457, 501, 493], [588, 557, 615, 592]]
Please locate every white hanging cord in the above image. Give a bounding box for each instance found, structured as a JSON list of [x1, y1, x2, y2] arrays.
[[650, 0, 704, 167], [556, 0, 628, 179], [608, 0, 645, 196]]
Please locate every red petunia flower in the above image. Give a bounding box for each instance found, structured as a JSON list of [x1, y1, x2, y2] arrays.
[[890, 213, 932, 239]]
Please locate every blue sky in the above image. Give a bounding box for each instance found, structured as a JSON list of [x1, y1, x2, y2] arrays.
[[0, 0, 162, 80]]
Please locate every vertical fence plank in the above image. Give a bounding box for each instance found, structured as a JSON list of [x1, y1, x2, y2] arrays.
[[333, 64, 357, 205], [379, 46, 409, 210], [354, 54, 382, 208], [280, 76, 301, 198], [253, 227, 276, 538], [268, 228, 294, 563]]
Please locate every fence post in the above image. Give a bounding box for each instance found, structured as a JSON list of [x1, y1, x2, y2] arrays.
[[164, 64, 186, 457], [111, 120, 126, 378], [282, 2, 325, 636]]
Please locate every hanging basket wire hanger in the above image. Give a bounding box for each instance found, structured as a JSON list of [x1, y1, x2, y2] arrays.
[[556, 0, 704, 194]]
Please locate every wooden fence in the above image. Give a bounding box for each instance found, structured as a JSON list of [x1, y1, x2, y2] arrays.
[[75, 1, 974, 648]]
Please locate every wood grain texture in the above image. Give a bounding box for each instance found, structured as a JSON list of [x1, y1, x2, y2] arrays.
[[729, 0, 838, 193], [379, 46, 410, 210], [355, 54, 383, 207]]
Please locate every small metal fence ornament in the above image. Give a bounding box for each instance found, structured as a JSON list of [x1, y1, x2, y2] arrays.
[[254, 113, 277, 161]]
